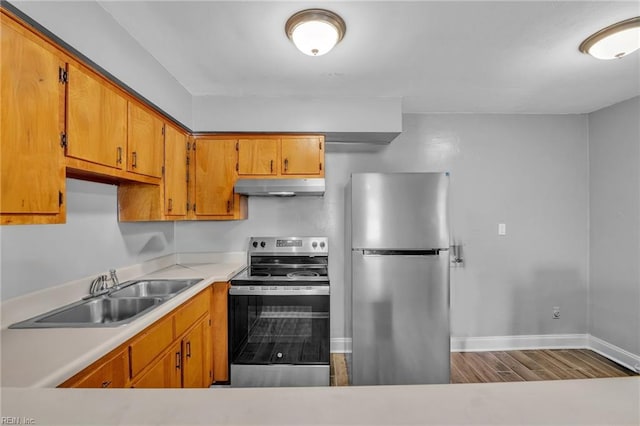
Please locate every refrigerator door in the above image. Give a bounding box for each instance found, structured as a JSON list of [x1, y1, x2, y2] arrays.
[[351, 173, 449, 250], [351, 249, 450, 385]]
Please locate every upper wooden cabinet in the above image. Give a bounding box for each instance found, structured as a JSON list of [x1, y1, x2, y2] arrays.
[[281, 136, 324, 176], [164, 125, 189, 217], [0, 14, 66, 225], [127, 102, 164, 178], [237, 138, 278, 176], [236, 135, 325, 178], [66, 63, 127, 170], [193, 138, 245, 218]]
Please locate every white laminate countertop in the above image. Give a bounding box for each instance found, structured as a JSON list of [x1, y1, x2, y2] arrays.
[[1, 377, 638, 425], [0, 257, 246, 388]]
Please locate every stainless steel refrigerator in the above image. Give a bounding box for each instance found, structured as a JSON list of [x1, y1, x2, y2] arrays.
[[346, 172, 450, 385]]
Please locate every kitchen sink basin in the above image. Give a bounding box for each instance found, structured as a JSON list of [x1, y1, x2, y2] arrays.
[[108, 279, 201, 298], [9, 297, 163, 328], [8, 278, 203, 329]]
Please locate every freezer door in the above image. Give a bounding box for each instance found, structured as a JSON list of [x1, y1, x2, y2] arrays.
[[351, 250, 450, 385], [351, 173, 449, 250]]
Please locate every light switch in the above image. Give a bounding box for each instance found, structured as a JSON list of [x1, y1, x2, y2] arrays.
[[498, 223, 506, 236]]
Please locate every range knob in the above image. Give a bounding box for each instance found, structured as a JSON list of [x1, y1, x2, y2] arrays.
[[252, 241, 258, 248], [260, 241, 266, 248], [320, 241, 325, 249], [312, 241, 318, 249]]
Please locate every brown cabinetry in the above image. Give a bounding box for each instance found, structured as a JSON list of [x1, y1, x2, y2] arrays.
[[132, 341, 182, 389], [211, 281, 230, 383], [127, 102, 164, 178], [281, 136, 324, 176], [182, 315, 211, 388], [237, 138, 278, 176], [192, 138, 247, 219], [236, 135, 324, 178], [164, 125, 189, 218], [66, 63, 127, 170], [61, 348, 129, 388], [0, 14, 66, 225]]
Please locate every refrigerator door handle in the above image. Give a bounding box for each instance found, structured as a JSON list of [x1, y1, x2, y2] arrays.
[[360, 249, 445, 256]]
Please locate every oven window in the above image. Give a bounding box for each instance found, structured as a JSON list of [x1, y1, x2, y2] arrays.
[[229, 295, 329, 365]]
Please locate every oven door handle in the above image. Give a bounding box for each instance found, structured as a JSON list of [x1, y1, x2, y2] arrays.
[[229, 286, 330, 296]]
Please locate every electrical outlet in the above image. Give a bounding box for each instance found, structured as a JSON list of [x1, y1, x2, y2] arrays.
[[552, 306, 560, 319]]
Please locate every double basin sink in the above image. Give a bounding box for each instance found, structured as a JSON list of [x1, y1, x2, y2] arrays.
[[9, 279, 202, 329]]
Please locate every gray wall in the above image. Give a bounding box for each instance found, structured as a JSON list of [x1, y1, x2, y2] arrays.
[[177, 113, 590, 340], [10, 0, 193, 127], [0, 179, 174, 300], [588, 96, 640, 355]]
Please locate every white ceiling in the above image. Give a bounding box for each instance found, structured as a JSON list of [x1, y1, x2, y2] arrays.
[[97, 0, 640, 114]]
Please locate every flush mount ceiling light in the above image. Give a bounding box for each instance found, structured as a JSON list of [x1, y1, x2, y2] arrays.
[[579, 17, 640, 60], [285, 9, 346, 56]]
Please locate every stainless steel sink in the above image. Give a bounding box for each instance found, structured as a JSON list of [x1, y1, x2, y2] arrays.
[[108, 279, 201, 298], [8, 278, 202, 329]]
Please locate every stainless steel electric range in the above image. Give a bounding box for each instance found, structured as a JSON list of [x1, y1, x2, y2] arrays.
[[228, 237, 330, 387]]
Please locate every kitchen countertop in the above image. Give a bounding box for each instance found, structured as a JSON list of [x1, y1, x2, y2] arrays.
[[1, 377, 638, 425], [0, 255, 246, 388]]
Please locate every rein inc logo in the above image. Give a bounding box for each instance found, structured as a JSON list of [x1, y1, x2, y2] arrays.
[[1, 417, 35, 425]]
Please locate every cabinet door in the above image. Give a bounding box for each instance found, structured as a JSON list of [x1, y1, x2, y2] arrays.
[[0, 16, 65, 221], [164, 125, 188, 217], [212, 282, 230, 383], [65, 348, 128, 388], [238, 138, 278, 176], [194, 139, 237, 216], [132, 341, 182, 388], [128, 102, 164, 178], [281, 136, 323, 176], [129, 314, 174, 377], [183, 316, 211, 388], [66, 63, 126, 169]]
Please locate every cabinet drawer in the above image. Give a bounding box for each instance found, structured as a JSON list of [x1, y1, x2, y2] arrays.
[[130, 314, 174, 377], [61, 348, 128, 388], [175, 289, 210, 337]]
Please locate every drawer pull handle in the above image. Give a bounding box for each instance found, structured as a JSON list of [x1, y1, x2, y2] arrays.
[[284, 158, 288, 172], [176, 352, 181, 369], [186, 341, 191, 358], [132, 152, 137, 168], [270, 159, 273, 173], [168, 198, 173, 211], [116, 147, 122, 164]]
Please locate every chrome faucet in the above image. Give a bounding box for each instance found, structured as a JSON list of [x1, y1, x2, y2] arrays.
[[87, 269, 120, 298], [88, 274, 109, 297], [109, 269, 120, 290]]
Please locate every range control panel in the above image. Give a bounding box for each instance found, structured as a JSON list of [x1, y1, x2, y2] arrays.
[[248, 237, 328, 254]]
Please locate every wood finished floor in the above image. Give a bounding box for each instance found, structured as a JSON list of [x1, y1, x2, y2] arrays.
[[330, 349, 636, 386]]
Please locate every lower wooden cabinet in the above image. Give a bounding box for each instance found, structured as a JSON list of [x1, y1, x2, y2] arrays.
[[59, 286, 216, 389], [61, 347, 129, 388], [132, 341, 182, 389]]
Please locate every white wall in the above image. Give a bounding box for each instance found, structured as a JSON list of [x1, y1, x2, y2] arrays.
[[177, 113, 590, 340], [10, 0, 193, 127], [588, 96, 640, 356], [0, 179, 175, 301], [193, 96, 402, 136]]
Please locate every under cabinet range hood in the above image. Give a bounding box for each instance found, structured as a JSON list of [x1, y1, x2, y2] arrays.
[[234, 178, 325, 196]]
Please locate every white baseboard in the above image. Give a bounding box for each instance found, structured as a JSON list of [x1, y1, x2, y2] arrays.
[[330, 338, 352, 353], [450, 334, 589, 352], [588, 335, 640, 373], [332, 334, 639, 373]]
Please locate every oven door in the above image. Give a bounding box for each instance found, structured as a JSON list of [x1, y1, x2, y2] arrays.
[[228, 287, 330, 387]]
